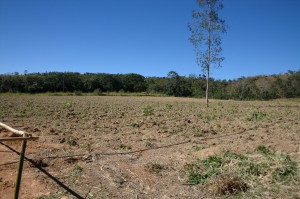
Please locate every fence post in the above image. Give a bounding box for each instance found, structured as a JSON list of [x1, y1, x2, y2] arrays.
[[14, 140, 27, 199]]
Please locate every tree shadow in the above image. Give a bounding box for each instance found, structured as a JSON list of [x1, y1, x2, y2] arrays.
[[0, 141, 84, 199]]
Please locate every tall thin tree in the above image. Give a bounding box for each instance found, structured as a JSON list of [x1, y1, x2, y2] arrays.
[[188, 0, 227, 107]]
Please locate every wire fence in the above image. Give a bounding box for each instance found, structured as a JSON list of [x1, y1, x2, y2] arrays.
[[0, 123, 251, 198]]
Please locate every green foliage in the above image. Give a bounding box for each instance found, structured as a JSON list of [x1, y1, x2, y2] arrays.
[[224, 152, 248, 161], [64, 101, 73, 109], [165, 103, 173, 109], [197, 110, 216, 122], [142, 105, 154, 116], [248, 111, 267, 121], [93, 88, 102, 96], [185, 147, 298, 196], [188, 0, 227, 106], [256, 145, 274, 156], [1, 70, 300, 100], [74, 90, 82, 96], [67, 137, 77, 146], [193, 128, 204, 137], [185, 156, 223, 184], [165, 71, 192, 97], [273, 154, 298, 181], [25, 100, 34, 108], [192, 145, 204, 151], [201, 156, 223, 169], [119, 73, 147, 92], [245, 162, 268, 176], [72, 165, 82, 176], [118, 144, 132, 150]]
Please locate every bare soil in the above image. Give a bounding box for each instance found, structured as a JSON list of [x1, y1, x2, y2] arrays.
[[0, 96, 299, 198]]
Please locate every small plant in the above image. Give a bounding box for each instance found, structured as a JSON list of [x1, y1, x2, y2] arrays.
[[120, 112, 126, 117], [145, 162, 165, 173], [192, 145, 203, 151], [248, 111, 267, 121], [256, 145, 274, 157], [132, 122, 140, 128], [193, 128, 204, 137], [144, 140, 154, 147], [64, 101, 73, 110], [185, 165, 215, 184], [72, 164, 82, 176], [217, 102, 224, 107], [67, 137, 77, 146], [165, 103, 173, 109], [224, 152, 248, 161], [273, 154, 298, 181], [201, 156, 223, 169], [13, 111, 26, 118], [185, 156, 223, 184], [119, 144, 132, 150], [197, 111, 215, 122], [142, 105, 154, 116], [25, 100, 34, 108], [245, 162, 268, 176]]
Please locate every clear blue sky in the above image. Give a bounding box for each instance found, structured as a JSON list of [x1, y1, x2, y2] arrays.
[[0, 0, 299, 80]]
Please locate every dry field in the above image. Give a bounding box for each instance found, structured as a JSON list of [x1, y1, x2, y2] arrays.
[[0, 96, 299, 199]]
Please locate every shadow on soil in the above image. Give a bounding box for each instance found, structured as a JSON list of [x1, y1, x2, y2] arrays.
[[0, 141, 84, 199]]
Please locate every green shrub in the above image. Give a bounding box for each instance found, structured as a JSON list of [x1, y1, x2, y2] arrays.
[[142, 105, 154, 116]]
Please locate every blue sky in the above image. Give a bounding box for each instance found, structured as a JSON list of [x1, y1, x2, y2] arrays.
[[0, 0, 299, 80]]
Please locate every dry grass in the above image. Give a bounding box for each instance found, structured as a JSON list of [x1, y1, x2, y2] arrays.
[[185, 148, 299, 197], [0, 96, 299, 198], [214, 174, 248, 196]]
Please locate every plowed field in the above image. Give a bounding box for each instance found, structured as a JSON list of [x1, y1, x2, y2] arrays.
[[0, 96, 299, 198]]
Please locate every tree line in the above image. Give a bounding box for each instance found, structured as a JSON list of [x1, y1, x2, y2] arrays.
[[0, 70, 300, 100]]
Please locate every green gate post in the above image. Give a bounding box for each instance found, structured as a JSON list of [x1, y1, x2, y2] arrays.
[[14, 140, 27, 199]]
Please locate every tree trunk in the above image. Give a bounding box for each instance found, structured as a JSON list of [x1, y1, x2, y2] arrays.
[[206, 68, 209, 107], [206, 4, 211, 108]]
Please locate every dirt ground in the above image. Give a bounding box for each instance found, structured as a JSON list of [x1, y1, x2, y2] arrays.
[[0, 96, 299, 198]]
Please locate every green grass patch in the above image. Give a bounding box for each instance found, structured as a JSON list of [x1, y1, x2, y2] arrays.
[[142, 105, 154, 116], [185, 156, 223, 184], [185, 146, 299, 197], [248, 111, 267, 121], [256, 145, 274, 157]]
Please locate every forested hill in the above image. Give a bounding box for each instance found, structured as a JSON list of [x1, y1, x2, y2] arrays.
[[0, 70, 299, 100]]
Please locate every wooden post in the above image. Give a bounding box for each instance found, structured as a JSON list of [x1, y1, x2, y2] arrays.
[[14, 140, 27, 199], [0, 122, 38, 198]]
